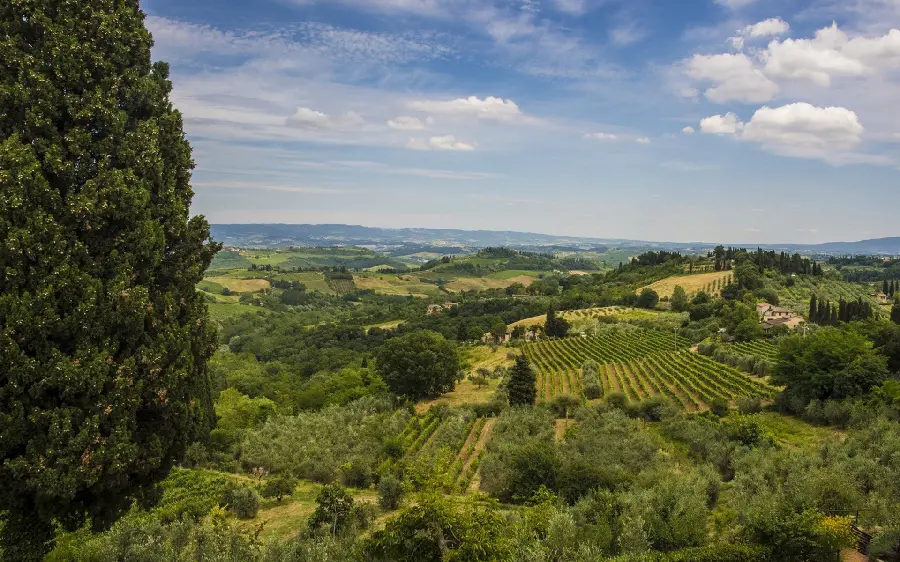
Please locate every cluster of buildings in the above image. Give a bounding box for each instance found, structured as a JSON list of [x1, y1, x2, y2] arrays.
[[426, 302, 458, 315], [756, 302, 806, 332], [871, 292, 892, 305]]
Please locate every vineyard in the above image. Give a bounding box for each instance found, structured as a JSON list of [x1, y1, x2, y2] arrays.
[[392, 410, 496, 494], [642, 272, 733, 299], [777, 277, 882, 316], [726, 340, 779, 361], [522, 331, 776, 410]]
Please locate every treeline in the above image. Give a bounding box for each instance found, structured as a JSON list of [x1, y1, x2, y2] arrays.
[[809, 294, 875, 325], [705, 246, 821, 275]]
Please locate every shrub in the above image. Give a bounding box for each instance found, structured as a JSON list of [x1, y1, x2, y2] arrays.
[[710, 398, 730, 418], [227, 486, 260, 520], [261, 474, 297, 502], [605, 392, 628, 411], [736, 397, 763, 415], [584, 382, 604, 400], [378, 475, 405, 510], [309, 484, 356, 535]]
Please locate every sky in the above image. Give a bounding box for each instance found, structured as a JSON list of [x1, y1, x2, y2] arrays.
[[143, 0, 900, 244]]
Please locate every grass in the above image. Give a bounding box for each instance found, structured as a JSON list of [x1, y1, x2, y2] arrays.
[[485, 270, 546, 280], [753, 411, 840, 449], [415, 378, 500, 414], [234, 480, 379, 541], [354, 273, 445, 298], [206, 276, 271, 293], [642, 271, 732, 299], [464, 345, 519, 372], [365, 319, 404, 331], [444, 275, 535, 292], [207, 302, 269, 323]]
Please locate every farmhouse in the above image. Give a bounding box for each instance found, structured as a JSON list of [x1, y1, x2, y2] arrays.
[[871, 292, 891, 305], [426, 302, 459, 315], [757, 302, 805, 332]]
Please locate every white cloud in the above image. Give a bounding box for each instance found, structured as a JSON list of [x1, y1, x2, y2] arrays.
[[553, 0, 588, 15], [406, 135, 477, 151], [387, 116, 428, 130], [685, 53, 779, 103], [584, 132, 619, 141], [741, 103, 864, 157], [408, 96, 522, 121], [698, 103, 876, 164], [682, 126, 696, 134], [610, 23, 647, 46], [700, 112, 745, 134], [762, 24, 869, 86], [286, 108, 366, 130], [729, 18, 790, 50], [636, 137, 652, 144]]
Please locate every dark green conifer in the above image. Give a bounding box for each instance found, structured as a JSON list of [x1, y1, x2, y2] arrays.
[[0, 1, 219, 557], [507, 356, 537, 407]]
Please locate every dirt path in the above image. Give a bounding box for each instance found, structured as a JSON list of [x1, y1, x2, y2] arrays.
[[464, 418, 497, 493], [554, 419, 574, 441], [455, 419, 482, 463]]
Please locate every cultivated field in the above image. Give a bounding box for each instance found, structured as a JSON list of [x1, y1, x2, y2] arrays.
[[726, 340, 779, 361], [444, 275, 535, 292], [509, 306, 666, 330], [205, 276, 271, 293], [522, 331, 776, 409], [642, 271, 732, 298], [353, 273, 445, 298]]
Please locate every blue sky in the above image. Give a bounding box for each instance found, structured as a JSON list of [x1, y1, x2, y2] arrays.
[[143, 0, 900, 244]]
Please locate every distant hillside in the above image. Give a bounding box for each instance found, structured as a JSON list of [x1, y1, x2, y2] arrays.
[[209, 224, 900, 256]]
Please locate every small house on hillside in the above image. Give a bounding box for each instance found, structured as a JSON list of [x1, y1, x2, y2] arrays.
[[872, 292, 891, 305], [426, 302, 459, 315], [758, 303, 793, 319]]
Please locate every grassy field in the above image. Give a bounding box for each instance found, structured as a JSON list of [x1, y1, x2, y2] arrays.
[[642, 271, 732, 298], [354, 273, 445, 298], [444, 275, 535, 292], [206, 276, 271, 293], [206, 302, 269, 323], [485, 270, 546, 280]]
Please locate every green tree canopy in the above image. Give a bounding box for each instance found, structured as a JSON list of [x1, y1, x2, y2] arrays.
[[508, 356, 537, 407], [545, 307, 571, 338], [670, 286, 689, 312], [0, 1, 219, 557], [636, 288, 660, 310], [773, 327, 890, 408], [376, 331, 460, 400]]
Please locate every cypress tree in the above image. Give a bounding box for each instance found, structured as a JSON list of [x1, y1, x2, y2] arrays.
[[891, 280, 896, 297], [508, 356, 537, 407], [884, 279, 890, 295], [817, 300, 826, 323], [830, 305, 839, 326], [0, 1, 219, 557], [809, 294, 817, 322], [892, 297, 900, 325], [838, 298, 847, 323]]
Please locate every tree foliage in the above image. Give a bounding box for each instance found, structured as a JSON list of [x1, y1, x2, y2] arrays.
[[507, 356, 537, 407], [636, 289, 660, 310], [0, 0, 219, 557], [544, 307, 571, 338], [376, 331, 460, 400]]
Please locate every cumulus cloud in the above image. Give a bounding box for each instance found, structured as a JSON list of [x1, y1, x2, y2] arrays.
[[408, 96, 522, 121], [729, 18, 790, 50], [742, 103, 864, 156], [584, 132, 619, 141], [682, 126, 696, 134], [406, 135, 476, 151], [636, 137, 652, 144], [685, 53, 779, 103], [762, 24, 869, 86], [387, 116, 430, 130], [286, 108, 366, 130], [700, 112, 745, 134], [699, 103, 870, 163]]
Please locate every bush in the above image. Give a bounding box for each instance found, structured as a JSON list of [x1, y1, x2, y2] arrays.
[[227, 486, 260, 520], [378, 475, 405, 510], [605, 392, 628, 411], [710, 398, 730, 418], [261, 474, 297, 502], [736, 397, 763, 415], [584, 382, 604, 400]]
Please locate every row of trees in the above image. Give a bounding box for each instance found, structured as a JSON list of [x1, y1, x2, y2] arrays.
[[808, 294, 875, 325]]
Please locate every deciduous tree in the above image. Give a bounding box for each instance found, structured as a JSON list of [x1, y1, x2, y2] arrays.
[[376, 331, 460, 400]]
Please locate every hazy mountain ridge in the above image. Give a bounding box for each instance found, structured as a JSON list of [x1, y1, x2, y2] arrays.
[[210, 224, 900, 255]]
